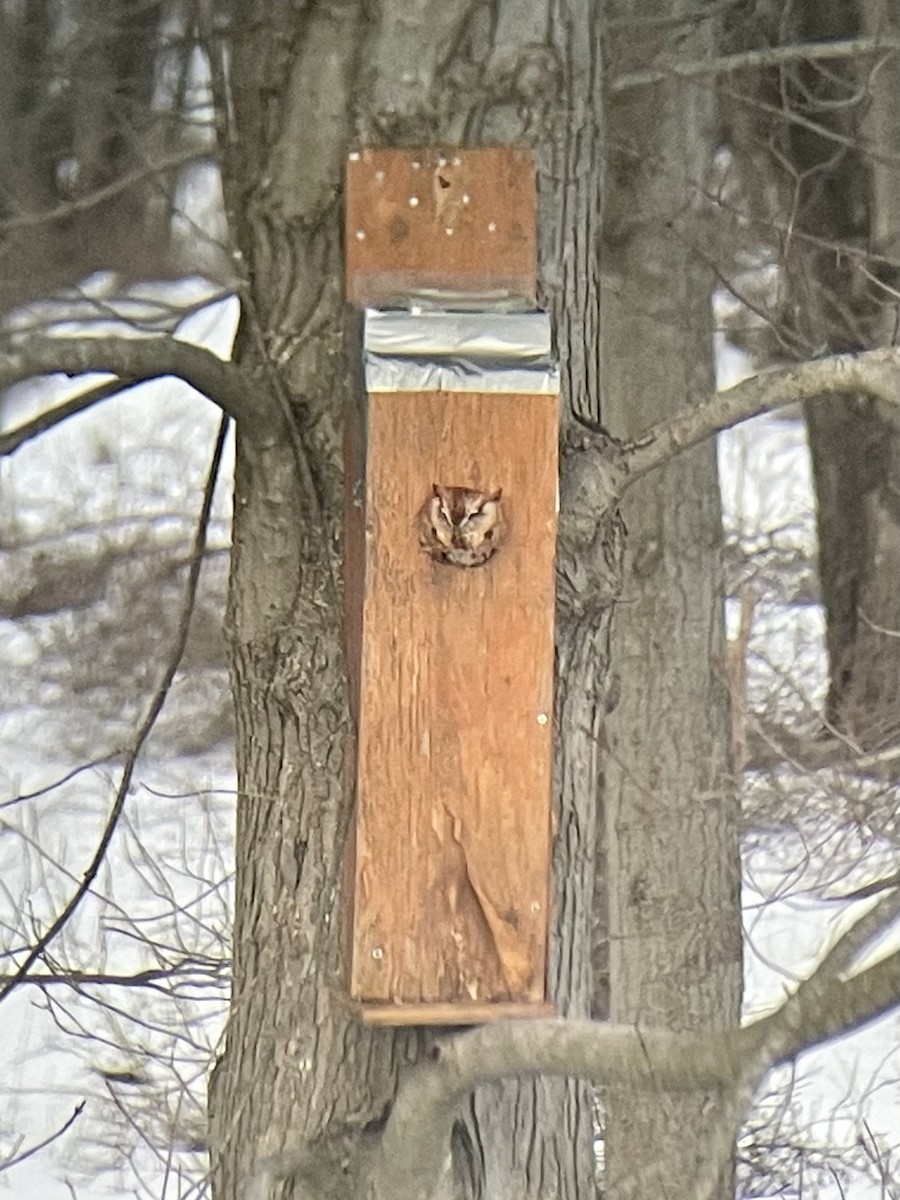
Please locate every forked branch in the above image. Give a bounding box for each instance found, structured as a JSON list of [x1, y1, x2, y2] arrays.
[[0, 335, 270, 444], [618, 348, 900, 491], [367, 890, 900, 1200], [609, 35, 900, 94], [0, 378, 134, 456]]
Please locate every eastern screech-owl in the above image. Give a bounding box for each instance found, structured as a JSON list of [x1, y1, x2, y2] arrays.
[[417, 484, 506, 567]]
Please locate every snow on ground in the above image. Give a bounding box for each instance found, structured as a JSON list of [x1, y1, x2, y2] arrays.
[[0, 311, 896, 1196], [1, 291, 238, 1197], [719, 336, 900, 1198]]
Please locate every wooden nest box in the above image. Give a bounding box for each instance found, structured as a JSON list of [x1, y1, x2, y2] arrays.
[[343, 148, 559, 1025]]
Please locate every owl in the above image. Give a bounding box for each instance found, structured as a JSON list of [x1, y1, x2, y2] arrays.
[[417, 484, 506, 567]]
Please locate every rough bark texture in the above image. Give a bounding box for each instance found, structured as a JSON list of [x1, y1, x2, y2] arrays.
[[0, 0, 216, 313], [207, 9, 419, 1198], [453, 5, 611, 1196], [209, 3, 618, 1198], [599, 3, 743, 1197], [774, 0, 900, 751]]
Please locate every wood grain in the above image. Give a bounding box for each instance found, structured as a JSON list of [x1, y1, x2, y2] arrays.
[[358, 1001, 556, 1027], [349, 390, 558, 1008], [345, 147, 536, 306]]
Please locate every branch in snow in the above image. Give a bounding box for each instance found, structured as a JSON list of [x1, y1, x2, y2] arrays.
[[369, 894, 900, 1200], [0, 420, 231, 1003], [0, 1102, 85, 1175], [0, 335, 273, 436], [610, 35, 900, 94], [618, 348, 900, 491], [0, 378, 132, 456]]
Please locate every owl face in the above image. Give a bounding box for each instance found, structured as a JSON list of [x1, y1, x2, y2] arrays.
[[419, 484, 505, 566], [434, 485, 502, 547]]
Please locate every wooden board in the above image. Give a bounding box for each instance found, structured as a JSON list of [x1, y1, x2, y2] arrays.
[[350, 390, 558, 1010], [342, 394, 366, 725], [345, 147, 536, 307], [358, 1001, 556, 1028]]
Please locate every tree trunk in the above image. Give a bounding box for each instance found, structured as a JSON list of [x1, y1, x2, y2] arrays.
[[207, 8, 413, 1195], [451, 4, 615, 1196], [209, 3, 621, 1198], [780, 0, 900, 751], [0, 0, 192, 311], [599, 3, 743, 1196]]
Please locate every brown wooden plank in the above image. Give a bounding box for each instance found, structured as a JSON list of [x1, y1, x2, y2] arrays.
[[350, 390, 558, 1007], [358, 1001, 557, 1027], [340, 382, 366, 999], [345, 148, 536, 306], [342, 394, 366, 725]]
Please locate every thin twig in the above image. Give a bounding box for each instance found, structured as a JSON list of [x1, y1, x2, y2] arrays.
[[0, 336, 260, 429], [0, 150, 210, 232], [0, 414, 231, 1002], [0, 1102, 86, 1174], [0, 379, 133, 457], [610, 36, 900, 94], [0, 753, 122, 811]]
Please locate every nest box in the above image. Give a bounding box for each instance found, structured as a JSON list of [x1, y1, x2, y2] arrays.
[[343, 148, 559, 1025]]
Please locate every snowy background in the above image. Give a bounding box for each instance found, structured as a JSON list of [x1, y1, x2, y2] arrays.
[[0, 301, 897, 1197]]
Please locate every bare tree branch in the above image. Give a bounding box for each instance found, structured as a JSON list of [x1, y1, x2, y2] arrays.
[[827, 873, 900, 903], [0, 959, 228, 991], [742, 889, 900, 1074], [0, 150, 211, 233], [0, 754, 123, 811], [610, 35, 900, 94], [0, 417, 231, 1002], [0, 1102, 85, 1175], [0, 336, 268, 430], [369, 912, 900, 1200], [619, 349, 900, 491], [0, 378, 135, 456], [745, 721, 900, 776]]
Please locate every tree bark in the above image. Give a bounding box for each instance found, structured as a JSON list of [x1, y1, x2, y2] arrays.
[[209, 3, 619, 1198], [0, 0, 206, 312], [776, 0, 900, 751], [207, 6, 414, 1195], [599, 3, 743, 1197], [451, 4, 613, 1196]]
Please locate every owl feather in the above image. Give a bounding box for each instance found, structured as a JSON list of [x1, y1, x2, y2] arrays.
[[417, 484, 506, 567]]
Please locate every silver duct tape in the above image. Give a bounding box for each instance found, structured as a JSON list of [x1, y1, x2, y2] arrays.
[[365, 353, 560, 394], [394, 289, 537, 313], [364, 307, 554, 362]]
